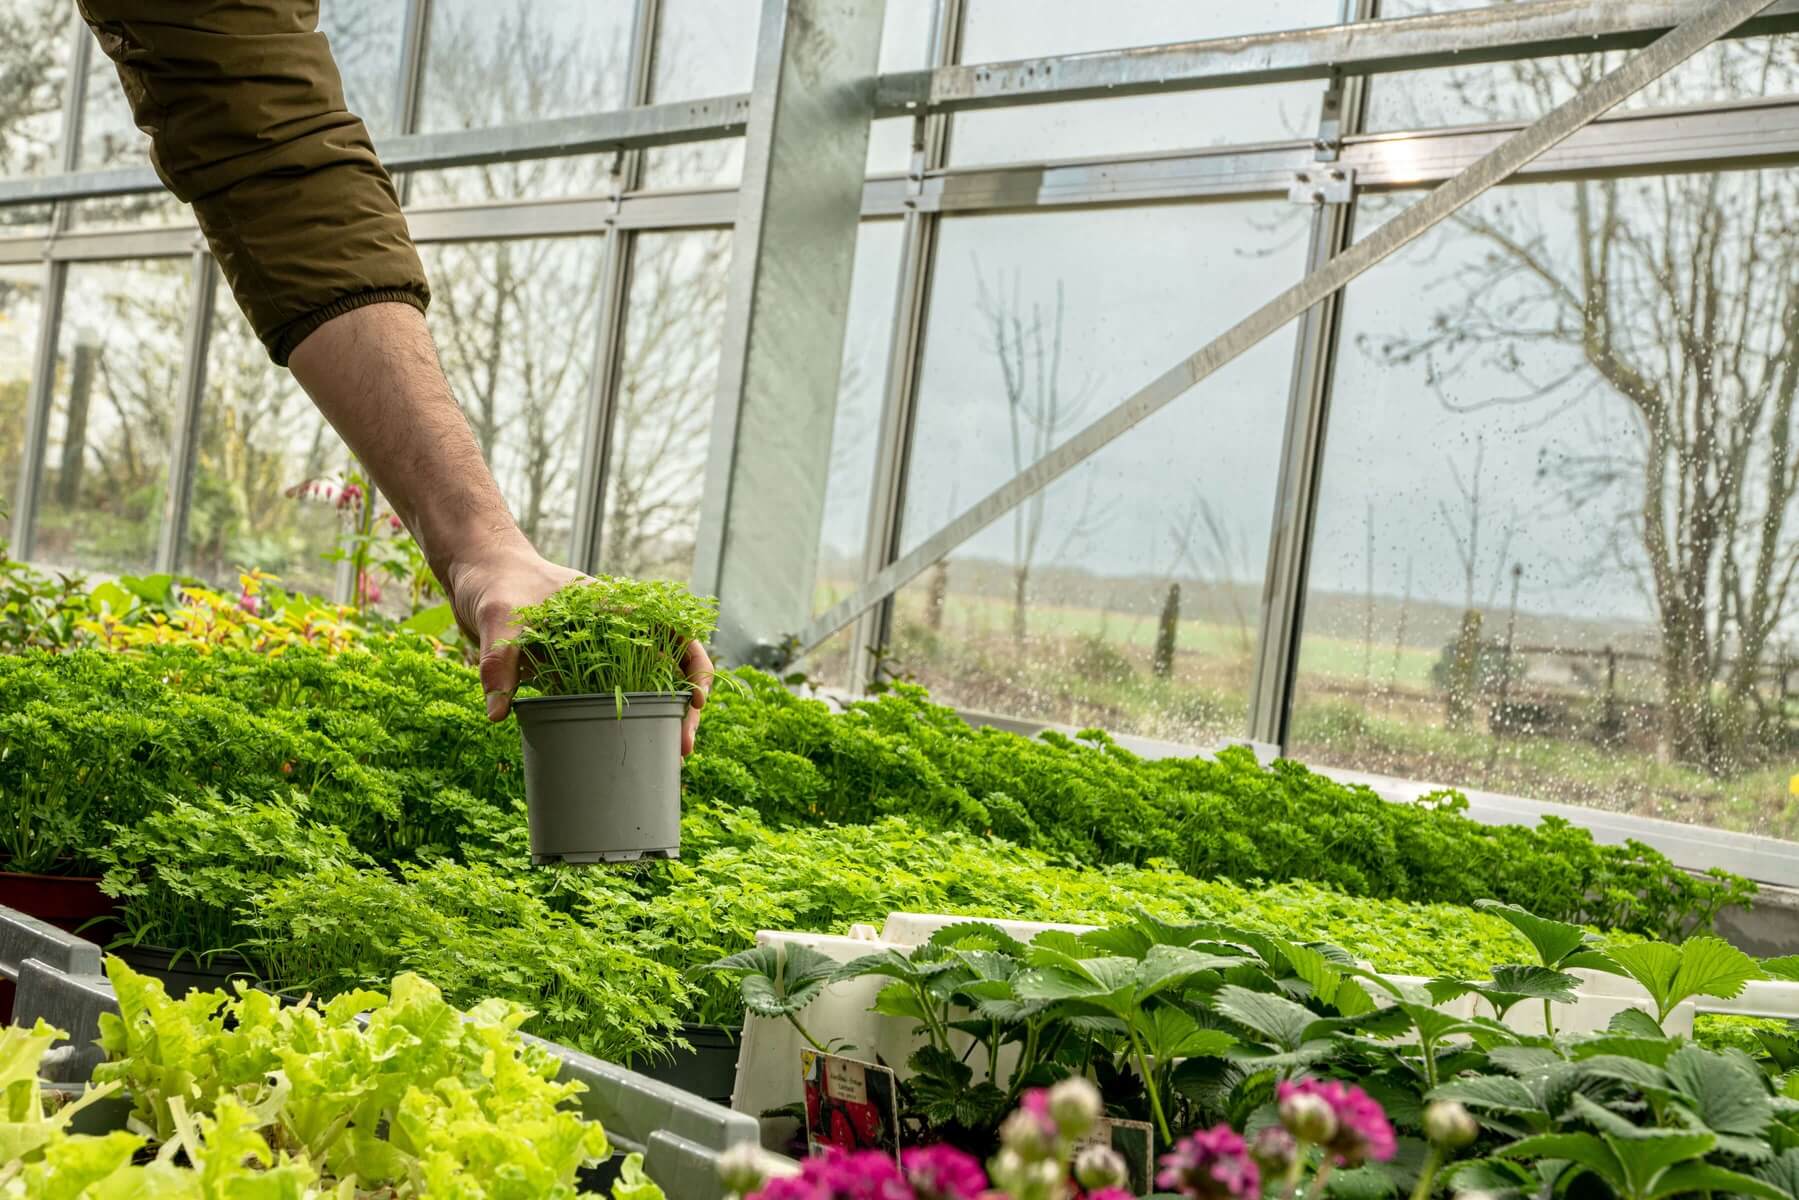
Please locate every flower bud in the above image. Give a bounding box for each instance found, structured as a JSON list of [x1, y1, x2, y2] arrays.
[[1423, 1100, 1479, 1149], [1279, 1091, 1338, 1146], [1000, 1108, 1057, 1160], [1247, 1127, 1297, 1175], [717, 1142, 767, 1196], [1074, 1145, 1129, 1192], [1047, 1078, 1103, 1141]]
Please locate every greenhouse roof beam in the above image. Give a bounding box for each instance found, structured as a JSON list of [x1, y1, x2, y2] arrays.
[[0, 94, 755, 208], [790, 0, 1781, 662], [9, 1, 1799, 211], [881, 0, 1799, 114]]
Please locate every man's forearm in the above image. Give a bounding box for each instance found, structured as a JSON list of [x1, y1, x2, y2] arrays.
[[288, 302, 529, 584]]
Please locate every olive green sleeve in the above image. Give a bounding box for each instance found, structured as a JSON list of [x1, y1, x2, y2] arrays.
[[76, 0, 429, 365]]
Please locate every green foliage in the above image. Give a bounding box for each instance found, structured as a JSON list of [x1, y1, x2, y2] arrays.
[[1, 958, 630, 1198], [717, 908, 1799, 1195], [250, 858, 687, 1066], [0, 645, 522, 874], [685, 669, 1753, 938], [506, 576, 717, 699], [1608, 936, 1764, 1024], [96, 789, 369, 956]]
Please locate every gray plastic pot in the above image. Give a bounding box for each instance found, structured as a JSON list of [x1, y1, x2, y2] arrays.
[[514, 691, 686, 865]]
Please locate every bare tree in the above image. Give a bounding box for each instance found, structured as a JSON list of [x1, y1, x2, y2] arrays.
[[0, 0, 68, 182], [599, 231, 732, 579], [973, 265, 1110, 644], [1436, 436, 1519, 614], [1165, 484, 1256, 661], [1370, 40, 1799, 767]]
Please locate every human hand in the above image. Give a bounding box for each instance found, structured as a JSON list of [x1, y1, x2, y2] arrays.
[[442, 544, 715, 756], [442, 543, 584, 723], [679, 637, 715, 756]]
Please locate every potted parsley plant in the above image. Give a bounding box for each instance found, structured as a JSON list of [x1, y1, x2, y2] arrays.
[[506, 576, 716, 864]]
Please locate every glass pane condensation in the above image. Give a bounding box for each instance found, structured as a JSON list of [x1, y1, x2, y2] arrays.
[[948, 0, 1334, 167], [412, 0, 635, 203], [796, 220, 907, 690], [0, 265, 45, 538], [886, 201, 1306, 744], [598, 229, 732, 583], [422, 237, 608, 558], [34, 260, 194, 574], [1367, 0, 1799, 130], [182, 275, 351, 599], [1290, 171, 1799, 839], [639, 0, 758, 189], [0, 0, 71, 236]]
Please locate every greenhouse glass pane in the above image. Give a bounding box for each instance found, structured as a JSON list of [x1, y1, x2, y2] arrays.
[[887, 200, 1305, 745], [597, 229, 732, 583], [1290, 171, 1799, 839], [421, 237, 608, 559], [1367, 0, 1799, 131], [320, 0, 407, 139], [0, 264, 45, 540], [796, 220, 906, 690], [182, 280, 352, 600], [412, 0, 633, 203], [866, 0, 935, 176], [34, 259, 193, 574], [639, 0, 757, 190], [948, 0, 1333, 167], [0, 0, 71, 236], [70, 28, 188, 229]]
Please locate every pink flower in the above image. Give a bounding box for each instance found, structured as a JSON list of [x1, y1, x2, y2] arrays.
[[237, 591, 261, 615], [1156, 1126, 1260, 1200], [999, 1088, 1061, 1158], [901, 1146, 986, 1200], [357, 571, 381, 607], [337, 482, 363, 510], [1276, 1079, 1395, 1167], [387, 513, 404, 533], [1085, 1190, 1135, 1200], [751, 1151, 912, 1200]]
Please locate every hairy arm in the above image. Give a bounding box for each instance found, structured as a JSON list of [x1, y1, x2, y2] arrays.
[[78, 1, 711, 743]]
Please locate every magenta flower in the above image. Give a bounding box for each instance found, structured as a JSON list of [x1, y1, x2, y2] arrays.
[[901, 1145, 986, 1200], [1084, 1189, 1135, 1200], [752, 1151, 913, 1200], [1275, 1079, 1396, 1167], [1155, 1125, 1260, 1200]]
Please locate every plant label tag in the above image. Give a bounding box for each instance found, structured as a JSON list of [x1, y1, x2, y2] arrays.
[[800, 1049, 900, 1160], [1079, 1118, 1154, 1195]]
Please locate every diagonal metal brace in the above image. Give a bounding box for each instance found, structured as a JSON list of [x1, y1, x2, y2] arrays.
[[791, 0, 1778, 663]]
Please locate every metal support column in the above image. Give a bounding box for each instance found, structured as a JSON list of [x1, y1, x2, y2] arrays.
[[10, 17, 90, 558], [1247, 0, 1377, 748], [844, 0, 964, 693], [389, 0, 432, 206], [152, 250, 219, 573], [571, 0, 661, 573], [691, 0, 888, 665]]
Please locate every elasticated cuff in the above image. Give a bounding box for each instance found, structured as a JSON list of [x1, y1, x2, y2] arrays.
[[269, 287, 430, 366]]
